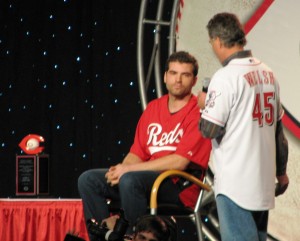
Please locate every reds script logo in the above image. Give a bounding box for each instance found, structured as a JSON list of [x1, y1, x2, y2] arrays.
[[147, 123, 183, 154]]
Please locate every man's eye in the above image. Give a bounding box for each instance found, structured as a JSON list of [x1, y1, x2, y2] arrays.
[[181, 74, 190, 78]]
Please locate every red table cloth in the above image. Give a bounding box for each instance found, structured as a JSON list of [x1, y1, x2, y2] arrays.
[[0, 199, 89, 241]]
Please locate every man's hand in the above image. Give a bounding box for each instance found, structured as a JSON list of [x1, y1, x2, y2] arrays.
[[101, 215, 119, 230], [105, 164, 129, 186], [275, 173, 289, 196]]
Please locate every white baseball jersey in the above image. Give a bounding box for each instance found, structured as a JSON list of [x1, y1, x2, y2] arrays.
[[202, 56, 284, 210]]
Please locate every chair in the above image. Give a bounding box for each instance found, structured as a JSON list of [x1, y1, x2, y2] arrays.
[[150, 169, 220, 241]]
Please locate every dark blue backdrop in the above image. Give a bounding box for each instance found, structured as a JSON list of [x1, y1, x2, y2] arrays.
[[0, 0, 172, 198]]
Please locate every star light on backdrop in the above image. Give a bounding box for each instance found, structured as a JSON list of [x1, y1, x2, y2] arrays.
[[0, 0, 169, 197]]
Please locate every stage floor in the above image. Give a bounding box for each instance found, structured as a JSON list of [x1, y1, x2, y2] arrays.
[[0, 198, 89, 241]]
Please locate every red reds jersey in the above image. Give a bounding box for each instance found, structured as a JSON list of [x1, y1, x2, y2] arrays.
[[130, 94, 212, 207]]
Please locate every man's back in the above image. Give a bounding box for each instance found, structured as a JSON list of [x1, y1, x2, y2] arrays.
[[203, 56, 282, 210]]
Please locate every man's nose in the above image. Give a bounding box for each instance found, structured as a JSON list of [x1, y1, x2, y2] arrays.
[[175, 74, 182, 82]]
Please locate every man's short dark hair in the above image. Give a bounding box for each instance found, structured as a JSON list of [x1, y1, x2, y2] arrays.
[[165, 51, 199, 77], [207, 12, 247, 48], [134, 215, 177, 241]]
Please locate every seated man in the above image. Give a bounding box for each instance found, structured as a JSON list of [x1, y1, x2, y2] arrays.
[[78, 51, 212, 241]]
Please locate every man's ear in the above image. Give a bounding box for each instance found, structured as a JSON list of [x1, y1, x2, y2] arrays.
[[216, 37, 224, 48], [164, 72, 167, 83]]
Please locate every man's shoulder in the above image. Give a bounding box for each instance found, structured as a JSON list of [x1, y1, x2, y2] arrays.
[[188, 95, 200, 110], [146, 95, 168, 107]]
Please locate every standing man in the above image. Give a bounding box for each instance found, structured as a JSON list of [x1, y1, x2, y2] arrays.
[[198, 13, 289, 241], [78, 51, 211, 240]]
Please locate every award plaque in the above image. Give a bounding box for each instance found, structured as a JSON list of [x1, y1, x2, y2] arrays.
[[16, 155, 36, 195], [16, 154, 49, 196]]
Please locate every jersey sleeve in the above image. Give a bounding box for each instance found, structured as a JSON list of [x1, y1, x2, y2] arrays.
[[275, 80, 284, 121], [201, 71, 232, 127], [129, 105, 151, 161]]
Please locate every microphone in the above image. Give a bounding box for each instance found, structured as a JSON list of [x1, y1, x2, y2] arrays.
[[202, 77, 211, 93]]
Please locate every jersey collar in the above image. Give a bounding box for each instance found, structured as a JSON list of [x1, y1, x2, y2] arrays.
[[222, 50, 252, 66]]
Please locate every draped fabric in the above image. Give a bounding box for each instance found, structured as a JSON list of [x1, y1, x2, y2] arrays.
[[0, 199, 89, 241]]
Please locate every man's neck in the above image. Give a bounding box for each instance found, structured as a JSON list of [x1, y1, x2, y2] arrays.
[[168, 94, 192, 114], [222, 49, 252, 66]]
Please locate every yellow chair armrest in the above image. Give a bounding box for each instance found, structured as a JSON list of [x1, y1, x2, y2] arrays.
[[150, 170, 211, 212]]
